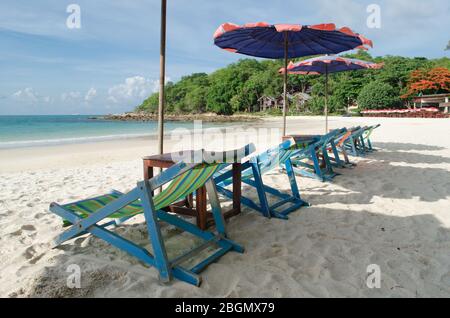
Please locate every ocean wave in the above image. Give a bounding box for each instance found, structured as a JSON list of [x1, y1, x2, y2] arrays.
[[0, 133, 156, 149]]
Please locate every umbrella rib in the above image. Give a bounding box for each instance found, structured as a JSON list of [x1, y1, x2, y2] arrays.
[[224, 28, 284, 58], [309, 32, 342, 54], [259, 31, 284, 58], [326, 33, 362, 51], [248, 28, 280, 58]]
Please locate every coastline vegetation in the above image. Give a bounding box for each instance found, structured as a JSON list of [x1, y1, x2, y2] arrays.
[[135, 51, 450, 117]]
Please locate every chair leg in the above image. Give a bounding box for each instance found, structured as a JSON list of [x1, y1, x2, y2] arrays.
[[349, 137, 358, 156], [285, 159, 310, 207], [311, 149, 325, 182], [205, 180, 227, 237], [367, 138, 374, 151], [139, 181, 172, 283], [330, 140, 344, 168], [340, 148, 356, 167], [285, 159, 300, 199], [250, 162, 272, 218]]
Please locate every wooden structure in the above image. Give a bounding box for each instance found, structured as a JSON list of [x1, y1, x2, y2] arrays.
[[143, 150, 244, 230], [413, 93, 450, 113], [258, 96, 278, 111], [258, 92, 311, 112]]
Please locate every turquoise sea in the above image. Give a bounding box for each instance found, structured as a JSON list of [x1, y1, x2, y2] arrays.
[[0, 115, 226, 149]]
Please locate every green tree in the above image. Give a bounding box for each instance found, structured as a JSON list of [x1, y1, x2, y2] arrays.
[[357, 81, 401, 110], [207, 59, 264, 114], [375, 56, 431, 92], [135, 53, 448, 116]]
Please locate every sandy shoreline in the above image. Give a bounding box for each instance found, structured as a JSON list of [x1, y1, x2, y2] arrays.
[[1, 116, 450, 297]]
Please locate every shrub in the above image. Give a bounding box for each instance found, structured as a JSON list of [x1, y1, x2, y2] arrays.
[[357, 81, 401, 110]]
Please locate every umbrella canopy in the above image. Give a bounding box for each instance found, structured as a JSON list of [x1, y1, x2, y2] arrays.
[[283, 55, 382, 74], [214, 22, 372, 136], [281, 56, 383, 132]]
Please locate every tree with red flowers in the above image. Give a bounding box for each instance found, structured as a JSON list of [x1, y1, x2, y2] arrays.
[[402, 67, 450, 99]]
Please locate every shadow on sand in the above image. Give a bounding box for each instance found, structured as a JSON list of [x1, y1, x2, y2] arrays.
[[374, 142, 445, 152], [15, 142, 450, 298], [305, 142, 450, 203], [20, 206, 450, 298]]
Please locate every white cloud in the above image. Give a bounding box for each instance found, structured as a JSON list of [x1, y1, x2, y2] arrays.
[[107, 76, 160, 104], [12, 88, 51, 103], [61, 88, 97, 104], [84, 88, 97, 102], [61, 91, 82, 103], [12, 88, 38, 102]]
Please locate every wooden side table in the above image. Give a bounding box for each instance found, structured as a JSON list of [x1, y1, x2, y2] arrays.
[[143, 151, 242, 230]]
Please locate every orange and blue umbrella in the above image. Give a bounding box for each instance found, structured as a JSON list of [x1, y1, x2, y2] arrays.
[[214, 22, 373, 136], [281, 56, 383, 132]]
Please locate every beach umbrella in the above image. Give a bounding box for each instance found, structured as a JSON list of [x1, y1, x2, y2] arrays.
[[281, 56, 383, 132], [214, 22, 373, 136], [157, 0, 167, 155]]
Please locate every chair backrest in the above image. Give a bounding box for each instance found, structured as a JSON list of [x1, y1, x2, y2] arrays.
[[256, 139, 298, 174], [363, 124, 380, 139], [350, 126, 364, 138], [152, 143, 256, 210], [336, 130, 353, 147], [202, 143, 256, 164], [315, 129, 342, 149], [153, 163, 223, 210], [331, 128, 348, 141]]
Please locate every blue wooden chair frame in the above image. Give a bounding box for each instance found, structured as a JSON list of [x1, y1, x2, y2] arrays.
[[289, 130, 342, 182], [214, 140, 309, 220], [50, 160, 245, 287], [341, 125, 380, 157], [308, 128, 351, 169], [341, 126, 366, 157], [326, 128, 357, 168], [359, 124, 380, 153]]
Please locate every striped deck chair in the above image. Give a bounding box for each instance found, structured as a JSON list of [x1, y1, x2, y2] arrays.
[[49, 153, 249, 286], [342, 125, 379, 156], [326, 128, 357, 168], [214, 140, 309, 220], [360, 124, 380, 152], [341, 126, 366, 157], [289, 129, 342, 182], [309, 127, 350, 169]]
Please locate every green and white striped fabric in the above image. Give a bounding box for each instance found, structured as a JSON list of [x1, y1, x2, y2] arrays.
[[63, 164, 221, 220]]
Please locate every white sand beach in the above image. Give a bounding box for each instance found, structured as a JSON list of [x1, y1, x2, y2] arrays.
[[1, 116, 450, 298]]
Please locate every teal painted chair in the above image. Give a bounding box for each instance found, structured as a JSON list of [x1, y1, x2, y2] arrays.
[[215, 140, 309, 220], [50, 146, 254, 286]]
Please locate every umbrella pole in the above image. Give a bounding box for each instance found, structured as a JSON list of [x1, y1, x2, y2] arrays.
[[325, 66, 329, 134], [157, 0, 167, 155], [282, 32, 288, 137]]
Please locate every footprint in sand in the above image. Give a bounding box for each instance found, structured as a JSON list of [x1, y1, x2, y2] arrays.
[[21, 225, 36, 232], [34, 213, 45, 219], [23, 244, 47, 264], [23, 246, 36, 260], [10, 229, 23, 236]]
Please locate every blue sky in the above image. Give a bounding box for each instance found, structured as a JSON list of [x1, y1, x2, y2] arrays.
[[0, 0, 449, 115]]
